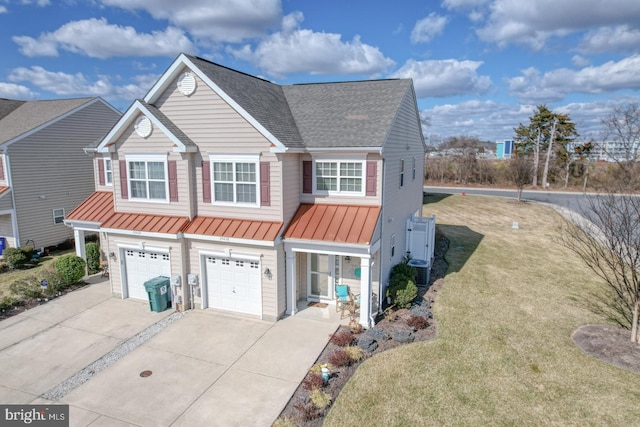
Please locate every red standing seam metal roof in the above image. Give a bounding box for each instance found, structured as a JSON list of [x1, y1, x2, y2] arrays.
[[0, 186, 10, 197], [284, 204, 381, 245], [65, 191, 115, 223], [101, 212, 190, 235], [183, 216, 283, 241]]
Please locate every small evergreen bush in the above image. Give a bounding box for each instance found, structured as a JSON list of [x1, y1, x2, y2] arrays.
[[54, 255, 86, 287], [390, 261, 417, 282], [85, 242, 101, 274], [387, 273, 418, 308], [3, 248, 27, 269]]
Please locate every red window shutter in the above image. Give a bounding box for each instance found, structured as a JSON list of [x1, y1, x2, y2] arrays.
[[0, 157, 4, 180], [366, 161, 377, 196], [260, 162, 270, 206], [119, 160, 128, 199], [168, 160, 178, 202], [202, 161, 211, 203], [98, 158, 105, 186], [302, 161, 312, 194]]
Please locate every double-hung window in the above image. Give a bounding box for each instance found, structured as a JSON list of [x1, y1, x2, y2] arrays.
[[127, 155, 168, 202], [314, 160, 364, 194], [210, 155, 259, 206], [104, 158, 113, 186], [53, 208, 65, 225]]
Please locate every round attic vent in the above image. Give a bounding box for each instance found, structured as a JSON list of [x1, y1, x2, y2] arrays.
[[177, 72, 196, 96], [134, 116, 152, 138]]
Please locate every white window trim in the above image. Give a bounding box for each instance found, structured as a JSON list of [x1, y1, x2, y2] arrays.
[[125, 154, 169, 203], [53, 208, 65, 225], [312, 159, 366, 196], [103, 155, 113, 186], [208, 154, 261, 208]]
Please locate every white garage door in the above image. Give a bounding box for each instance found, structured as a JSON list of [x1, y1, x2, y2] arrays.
[[205, 256, 261, 316], [124, 249, 171, 300]]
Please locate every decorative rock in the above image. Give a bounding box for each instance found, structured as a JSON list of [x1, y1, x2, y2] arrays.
[[357, 335, 378, 352], [410, 305, 432, 318], [365, 327, 389, 341], [392, 329, 414, 343]]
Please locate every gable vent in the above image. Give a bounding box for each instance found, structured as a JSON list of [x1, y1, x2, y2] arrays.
[[134, 116, 153, 138], [177, 72, 197, 96]]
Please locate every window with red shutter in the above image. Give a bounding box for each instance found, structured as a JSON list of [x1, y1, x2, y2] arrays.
[[202, 161, 211, 203], [302, 161, 312, 193], [119, 160, 128, 199], [260, 162, 270, 206], [168, 160, 178, 202], [366, 161, 377, 196]]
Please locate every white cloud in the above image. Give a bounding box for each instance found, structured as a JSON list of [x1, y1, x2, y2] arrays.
[[100, 0, 281, 43], [475, 0, 640, 50], [390, 59, 491, 98], [7, 66, 152, 101], [19, 0, 50, 5], [229, 12, 394, 77], [411, 13, 448, 44], [13, 18, 195, 59], [508, 55, 640, 103], [571, 55, 590, 68], [442, 0, 490, 9], [0, 82, 38, 99], [0, 6, 6, 13], [580, 25, 640, 54]]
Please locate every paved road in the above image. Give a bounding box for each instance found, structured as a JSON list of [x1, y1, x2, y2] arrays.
[[424, 186, 590, 212]]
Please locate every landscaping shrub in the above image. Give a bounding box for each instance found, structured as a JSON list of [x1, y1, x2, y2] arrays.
[[272, 417, 296, 427], [390, 261, 417, 282], [0, 262, 8, 273], [293, 402, 320, 421], [387, 273, 418, 308], [0, 295, 18, 311], [302, 372, 325, 391], [21, 245, 35, 260], [54, 254, 86, 287], [309, 389, 332, 409], [85, 242, 101, 275], [345, 345, 365, 362], [330, 330, 355, 347], [328, 348, 352, 367], [407, 315, 429, 330], [3, 248, 27, 269], [40, 268, 64, 296], [9, 276, 42, 300]]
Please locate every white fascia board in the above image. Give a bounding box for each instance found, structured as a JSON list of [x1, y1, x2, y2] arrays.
[[145, 54, 288, 154], [1, 98, 99, 149], [0, 208, 13, 215], [100, 228, 180, 240], [63, 219, 101, 231], [283, 239, 373, 256], [97, 101, 191, 153], [184, 233, 275, 247]]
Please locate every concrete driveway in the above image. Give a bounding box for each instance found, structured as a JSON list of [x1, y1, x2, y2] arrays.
[[0, 277, 339, 426]]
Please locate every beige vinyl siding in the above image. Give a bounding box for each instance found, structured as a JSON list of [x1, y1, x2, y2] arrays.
[[105, 234, 183, 299], [187, 240, 280, 320], [379, 87, 425, 287], [8, 101, 120, 248], [300, 153, 382, 206], [296, 252, 308, 300], [94, 156, 114, 192], [113, 123, 191, 217], [281, 153, 300, 225]]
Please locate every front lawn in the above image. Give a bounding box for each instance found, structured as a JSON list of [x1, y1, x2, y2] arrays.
[[0, 250, 75, 298], [326, 195, 640, 425]]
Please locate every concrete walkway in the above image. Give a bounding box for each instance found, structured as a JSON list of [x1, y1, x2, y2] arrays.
[[0, 277, 339, 426]]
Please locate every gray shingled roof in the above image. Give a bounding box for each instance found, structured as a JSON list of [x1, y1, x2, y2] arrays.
[[186, 55, 305, 149], [185, 56, 412, 150], [0, 97, 94, 145], [283, 80, 411, 148], [140, 101, 197, 150]]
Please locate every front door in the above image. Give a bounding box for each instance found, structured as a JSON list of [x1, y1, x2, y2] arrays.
[[308, 253, 333, 301]]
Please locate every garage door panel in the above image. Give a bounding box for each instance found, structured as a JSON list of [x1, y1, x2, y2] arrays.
[[125, 250, 170, 301], [205, 256, 261, 316]]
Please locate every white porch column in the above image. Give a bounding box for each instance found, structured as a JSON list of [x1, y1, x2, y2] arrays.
[[359, 256, 372, 328], [73, 229, 86, 260], [286, 248, 298, 315]]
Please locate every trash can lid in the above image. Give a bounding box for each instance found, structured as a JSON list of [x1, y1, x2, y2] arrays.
[[144, 276, 170, 290]]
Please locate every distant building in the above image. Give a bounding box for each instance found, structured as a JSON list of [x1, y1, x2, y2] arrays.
[[495, 139, 515, 159]]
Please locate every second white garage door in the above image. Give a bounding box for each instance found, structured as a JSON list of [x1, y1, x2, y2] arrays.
[[124, 249, 171, 300], [205, 256, 261, 316]]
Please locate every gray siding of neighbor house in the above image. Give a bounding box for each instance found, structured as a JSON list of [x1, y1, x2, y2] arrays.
[[379, 87, 425, 291], [9, 101, 120, 248]]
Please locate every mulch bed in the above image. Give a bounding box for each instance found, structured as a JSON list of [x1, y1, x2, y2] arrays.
[[572, 325, 640, 374], [275, 234, 450, 426]]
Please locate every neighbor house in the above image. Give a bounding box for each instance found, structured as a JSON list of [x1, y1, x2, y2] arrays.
[[65, 54, 434, 327], [0, 97, 121, 255]]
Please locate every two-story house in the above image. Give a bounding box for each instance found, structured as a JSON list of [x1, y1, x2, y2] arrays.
[[65, 54, 431, 327], [0, 97, 120, 254]]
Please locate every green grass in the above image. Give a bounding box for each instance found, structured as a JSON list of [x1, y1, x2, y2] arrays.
[[0, 250, 75, 297], [326, 195, 640, 426]]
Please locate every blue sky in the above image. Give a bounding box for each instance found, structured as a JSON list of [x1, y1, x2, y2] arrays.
[[1, 0, 639, 143]]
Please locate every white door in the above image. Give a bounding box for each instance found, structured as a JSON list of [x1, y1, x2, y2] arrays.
[[124, 249, 171, 300], [205, 256, 262, 316]]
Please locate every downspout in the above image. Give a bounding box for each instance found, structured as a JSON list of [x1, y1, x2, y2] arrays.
[[378, 157, 386, 315], [3, 151, 20, 246]]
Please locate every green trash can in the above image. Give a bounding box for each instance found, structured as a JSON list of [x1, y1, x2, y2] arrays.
[[143, 276, 170, 312]]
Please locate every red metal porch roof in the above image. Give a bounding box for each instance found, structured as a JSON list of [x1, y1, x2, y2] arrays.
[[183, 216, 283, 241], [101, 212, 189, 235], [284, 204, 381, 245], [65, 191, 115, 224]]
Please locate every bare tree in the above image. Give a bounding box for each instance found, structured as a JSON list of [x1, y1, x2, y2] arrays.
[[508, 156, 533, 202], [600, 102, 640, 189], [562, 191, 640, 342]]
